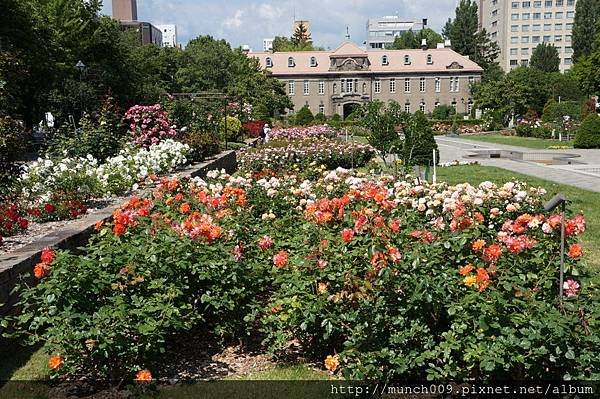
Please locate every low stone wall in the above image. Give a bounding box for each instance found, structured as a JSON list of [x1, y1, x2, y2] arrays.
[[0, 147, 240, 318]]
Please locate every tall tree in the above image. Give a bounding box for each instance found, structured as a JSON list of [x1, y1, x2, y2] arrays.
[[530, 43, 560, 73], [391, 28, 443, 50], [443, 0, 500, 69], [292, 22, 311, 46], [571, 35, 600, 95], [572, 0, 600, 61]]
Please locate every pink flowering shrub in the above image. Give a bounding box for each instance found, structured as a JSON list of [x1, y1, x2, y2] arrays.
[[269, 125, 337, 141], [124, 104, 177, 147]]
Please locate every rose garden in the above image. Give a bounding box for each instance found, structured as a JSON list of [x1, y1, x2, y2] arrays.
[[1, 92, 599, 397]]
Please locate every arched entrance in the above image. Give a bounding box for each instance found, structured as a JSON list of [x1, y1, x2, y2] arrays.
[[343, 102, 360, 120]]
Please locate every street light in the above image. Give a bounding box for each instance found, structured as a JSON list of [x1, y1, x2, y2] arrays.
[[75, 61, 86, 122], [544, 193, 568, 304]]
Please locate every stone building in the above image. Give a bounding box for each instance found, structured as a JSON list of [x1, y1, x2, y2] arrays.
[[250, 42, 483, 118]]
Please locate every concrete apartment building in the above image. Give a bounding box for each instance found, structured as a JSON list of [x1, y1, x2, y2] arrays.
[[112, 0, 137, 21], [251, 42, 482, 118], [366, 16, 425, 49], [479, 0, 577, 72], [158, 24, 178, 48]]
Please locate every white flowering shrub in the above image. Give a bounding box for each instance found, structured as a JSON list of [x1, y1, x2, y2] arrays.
[[20, 140, 190, 204]]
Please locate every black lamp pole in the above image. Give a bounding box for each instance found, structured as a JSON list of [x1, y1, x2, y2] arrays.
[[75, 60, 86, 120]]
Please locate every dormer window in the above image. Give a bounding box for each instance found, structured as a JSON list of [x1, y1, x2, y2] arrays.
[[288, 57, 295, 67], [382, 55, 389, 66], [426, 54, 433, 65], [404, 55, 411, 65], [266, 57, 273, 68], [310, 56, 317, 67]]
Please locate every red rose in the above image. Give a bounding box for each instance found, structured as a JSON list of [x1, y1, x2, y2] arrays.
[[44, 203, 56, 213]]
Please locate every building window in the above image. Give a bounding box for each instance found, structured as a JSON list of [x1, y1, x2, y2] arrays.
[[555, 23, 563, 30], [522, 36, 530, 43], [555, 35, 563, 42], [567, 0, 574, 5], [420, 77, 426, 93], [303, 80, 310, 95], [435, 77, 441, 93], [512, 1, 519, 8], [319, 104, 325, 114], [510, 60, 519, 67], [555, 12, 564, 19], [288, 80, 295, 95], [522, 13, 530, 20], [533, 24, 541, 31], [467, 100, 474, 114], [404, 78, 411, 93], [533, 12, 541, 19], [310, 57, 317, 67], [427, 54, 433, 64], [362, 82, 367, 93], [522, 47, 530, 55], [469, 76, 475, 85], [522, 25, 530, 32], [374, 79, 381, 93], [288, 57, 295, 67], [545, 0, 552, 6], [564, 57, 572, 65], [523, 1, 531, 7], [511, 36, 519, 43], [266, 57, 273, 68], [404, 55, 411, 65], [346, 79, 354, 93], [455, 77, 460, 92], [405, 103, 411, 113], [544, 12, 552, 19], [534, 0, 541, 7], [556, 0, 563, 5], [511, 25, 519, 32], [420, 102, 426, 112], [318, 81, 325, 95], [333, 83, 337, 94], [382, 55, 389, 65], [567, 11, 574, 18], [390, 78, 396, 93], [511, 13, 519, 20]]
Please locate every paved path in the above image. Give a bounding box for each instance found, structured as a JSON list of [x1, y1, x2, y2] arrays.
[[436, 136, 600, 193]]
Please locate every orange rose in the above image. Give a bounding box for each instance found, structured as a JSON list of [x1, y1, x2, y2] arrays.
[[34, 263, 49, 279], [568, 243, 583, 259], [273, 250, 289, 268], [135, 369, 153, 383], [324, 355, 339, 372], [94, 220, 104, 231], [471, 239, 486, 252], [48, 355, 63, 370], [113, 223, 126, 236], [341, 228, 354, 243], [459, 264, 475, 276], [179, 203, 191, 214]]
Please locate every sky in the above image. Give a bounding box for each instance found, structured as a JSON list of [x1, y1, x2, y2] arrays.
[[101, 0, 459, 51]]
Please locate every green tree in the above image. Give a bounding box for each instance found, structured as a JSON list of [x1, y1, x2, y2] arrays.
[[572, 0, 600, 61], [390, 28, 443, 50], [443, 0, 500, 69], [472, 66, 553, 125], [357, 100, 406, 166], [574, 113, 600, 148], [571, 35, 600, 96], [293, 105, 314, 126], [403, 111, 439, 167], [530, 43, 560, 73]]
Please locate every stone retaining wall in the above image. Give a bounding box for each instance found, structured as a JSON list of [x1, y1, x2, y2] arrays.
[[0, 147, 240, 318]]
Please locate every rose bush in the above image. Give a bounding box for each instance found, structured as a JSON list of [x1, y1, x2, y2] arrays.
[[124, 105, 177, 147], [238, 138, 375, 174], [4, 166, 599, 382], [269, 125, 337, 141]]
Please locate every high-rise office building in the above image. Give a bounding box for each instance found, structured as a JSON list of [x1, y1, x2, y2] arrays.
[[479, 0, 577, 72], [366, 16, 425, 49], [112, 0, 138, 21]]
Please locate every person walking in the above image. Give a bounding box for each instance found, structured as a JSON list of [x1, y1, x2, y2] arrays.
[[262, 123, 271, 144]]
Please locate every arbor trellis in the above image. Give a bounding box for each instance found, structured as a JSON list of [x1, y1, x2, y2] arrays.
[[168, 92, 244, 149]]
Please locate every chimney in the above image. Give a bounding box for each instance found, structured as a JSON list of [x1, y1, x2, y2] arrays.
[[444, 39, 452, 48], [421, 39, 428, 50]]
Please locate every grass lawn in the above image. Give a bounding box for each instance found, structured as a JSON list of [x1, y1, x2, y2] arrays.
[[455, 134, 574, 150], [436, 165, 599, 269]]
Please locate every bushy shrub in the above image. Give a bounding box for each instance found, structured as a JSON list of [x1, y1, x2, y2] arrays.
[[294, 106, 314, 126], [515, 123, 553, 139], [574, 114, 600, 149], [124, 104, 177, 147], [0, 116, 28, 199], [431, 104, 456, 120], [242, 121, 266, 139], [178, 130, 221, 162], [269, 125, 337, 141], [329, 114, 342, 128], [219, 116, 242, 142], [314, 113, 326, 123], [542, 99, 583, 124]]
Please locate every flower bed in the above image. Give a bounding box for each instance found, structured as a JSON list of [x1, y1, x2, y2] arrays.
[[5, 167, 598, 382], [432, 122, 483, 135], [238, 138, 375, 173], [269, 125, 337, 140]]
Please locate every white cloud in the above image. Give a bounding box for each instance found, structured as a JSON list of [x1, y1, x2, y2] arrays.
[[223, 9, 244, 30]]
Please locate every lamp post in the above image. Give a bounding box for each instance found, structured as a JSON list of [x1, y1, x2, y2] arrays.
[[544, 193, 568, 305], [75, 60, 86, 120]]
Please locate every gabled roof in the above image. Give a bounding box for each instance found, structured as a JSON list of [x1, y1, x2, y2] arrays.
[[251, 42, 483, 75]]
